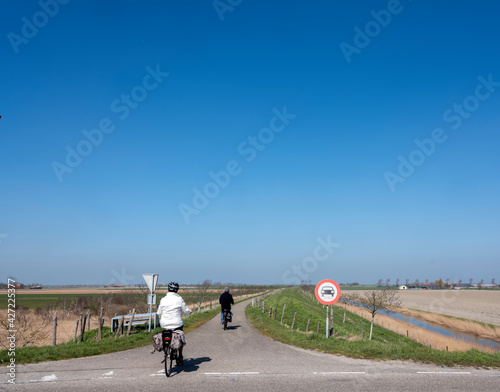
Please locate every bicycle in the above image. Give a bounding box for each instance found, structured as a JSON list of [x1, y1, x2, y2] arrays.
[[161, 330, 178, 377], [222, 308, 231, 330]]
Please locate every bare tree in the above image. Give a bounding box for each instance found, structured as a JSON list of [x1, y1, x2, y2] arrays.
[[195, 279, 212, 312], [354, 289, 402, 340], [415, 279, 420, 287], [405, 278, 410, 286], [395, 278, 400, 287], [377, 279, 383, 287], [492, 278, 496, 285], [385, 278, 391, 287], [469, 278, 474, 285], [0, 307, 51, 349]]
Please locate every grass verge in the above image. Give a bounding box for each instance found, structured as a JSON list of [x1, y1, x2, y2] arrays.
[[246, 288, 500, 368]]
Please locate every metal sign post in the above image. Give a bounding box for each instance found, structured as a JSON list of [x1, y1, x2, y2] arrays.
[[326, 305, 329, 339], [142, 274, 159, 332], [315, 279, 341, 339]]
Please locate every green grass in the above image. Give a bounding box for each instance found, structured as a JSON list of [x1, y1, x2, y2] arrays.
[[339, 285, 379, 290], [0, 294, 103, 310], [246, 288, 500, 368]]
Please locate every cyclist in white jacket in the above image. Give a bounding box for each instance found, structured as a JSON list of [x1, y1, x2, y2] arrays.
[[156, 282, 191, 365]]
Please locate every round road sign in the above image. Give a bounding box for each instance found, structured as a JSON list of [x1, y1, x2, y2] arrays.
[[315, 279, 341, 305]]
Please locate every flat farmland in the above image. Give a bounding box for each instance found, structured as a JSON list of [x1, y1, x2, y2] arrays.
[[350, 289, 500, 326]]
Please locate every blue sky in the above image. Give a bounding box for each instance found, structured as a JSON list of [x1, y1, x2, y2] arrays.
[[1, 0, 499, 286]]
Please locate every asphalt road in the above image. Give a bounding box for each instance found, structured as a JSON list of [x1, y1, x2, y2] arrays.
[[2, 299, 499, 391]]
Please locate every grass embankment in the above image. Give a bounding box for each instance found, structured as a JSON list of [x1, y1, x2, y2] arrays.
[[246, 287, 500, 368], [0, 308, 220, 365]]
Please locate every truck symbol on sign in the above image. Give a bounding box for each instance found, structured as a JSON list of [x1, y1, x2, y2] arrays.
[[321, 286, 335, 298]]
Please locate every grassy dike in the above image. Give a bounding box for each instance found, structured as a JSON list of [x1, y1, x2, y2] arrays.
[[246, 288, 500, 368]]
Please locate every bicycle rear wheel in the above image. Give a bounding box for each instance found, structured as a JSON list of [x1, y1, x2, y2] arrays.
[[164, 347, 173, 377]]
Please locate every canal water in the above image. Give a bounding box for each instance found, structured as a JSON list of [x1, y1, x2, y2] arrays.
[[344, 299, 499, 351]]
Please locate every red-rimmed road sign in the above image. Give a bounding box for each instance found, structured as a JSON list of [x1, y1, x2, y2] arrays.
[[315, 279, 341, 305]]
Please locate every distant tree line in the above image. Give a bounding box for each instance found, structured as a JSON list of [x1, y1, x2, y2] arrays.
[[376, 277, 497, 289]]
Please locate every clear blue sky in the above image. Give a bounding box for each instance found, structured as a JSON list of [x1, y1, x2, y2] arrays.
[[1, 0, 499, 286]]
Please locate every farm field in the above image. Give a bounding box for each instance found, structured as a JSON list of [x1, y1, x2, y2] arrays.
[[353, 289, 500, 326]]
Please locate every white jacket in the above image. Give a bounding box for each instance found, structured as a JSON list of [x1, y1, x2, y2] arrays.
[[156, 292, 192, 329]]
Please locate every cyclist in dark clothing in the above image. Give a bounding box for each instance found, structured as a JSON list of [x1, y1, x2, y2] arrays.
[[219, 287, 234, 323]]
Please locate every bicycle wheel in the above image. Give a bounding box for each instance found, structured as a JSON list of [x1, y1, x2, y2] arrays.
[[223, 320, 227, 330], [164, 347, 173, 377]]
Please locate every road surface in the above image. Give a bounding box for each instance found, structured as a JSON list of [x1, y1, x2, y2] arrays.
[[2, 299, 499, 391]]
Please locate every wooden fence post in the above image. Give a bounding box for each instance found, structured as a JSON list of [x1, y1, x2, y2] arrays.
[[361, 329, 364, 339], [52, 316, 57, 346], [97, 308, 103, 341], [87, 313, 91, 332], [343, 302, 346, 323], [316, 321, 321, 333], [306, 319, 310, 333], [268, 306, 272, 317], [280, 304, 286, 325], [115, 316, 124, 338], [126, 309, 136, 336], [291, 312, 297, 330], [262, 301, 265, 313], [73, 319, 79, 343], [273, 306, 277, 320], [79, 314, 87, 343]]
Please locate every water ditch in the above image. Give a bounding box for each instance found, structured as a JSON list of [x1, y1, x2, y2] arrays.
[[343, 299, 499, 351]]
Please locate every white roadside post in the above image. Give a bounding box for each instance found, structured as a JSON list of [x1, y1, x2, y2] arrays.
[[326, 305, 329, 339], [315, 279, 341, 339], [142, 273, 159, 332]]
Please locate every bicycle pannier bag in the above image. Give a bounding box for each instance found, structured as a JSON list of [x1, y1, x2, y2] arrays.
[[152, 332, 163, 352]]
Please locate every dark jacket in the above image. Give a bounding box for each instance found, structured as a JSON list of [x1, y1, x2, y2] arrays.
[[219, 292, 234, 310]]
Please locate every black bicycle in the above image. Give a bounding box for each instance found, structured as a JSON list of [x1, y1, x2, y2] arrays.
[[222, 308, 231, 330], [161, 330, 178, 377]]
